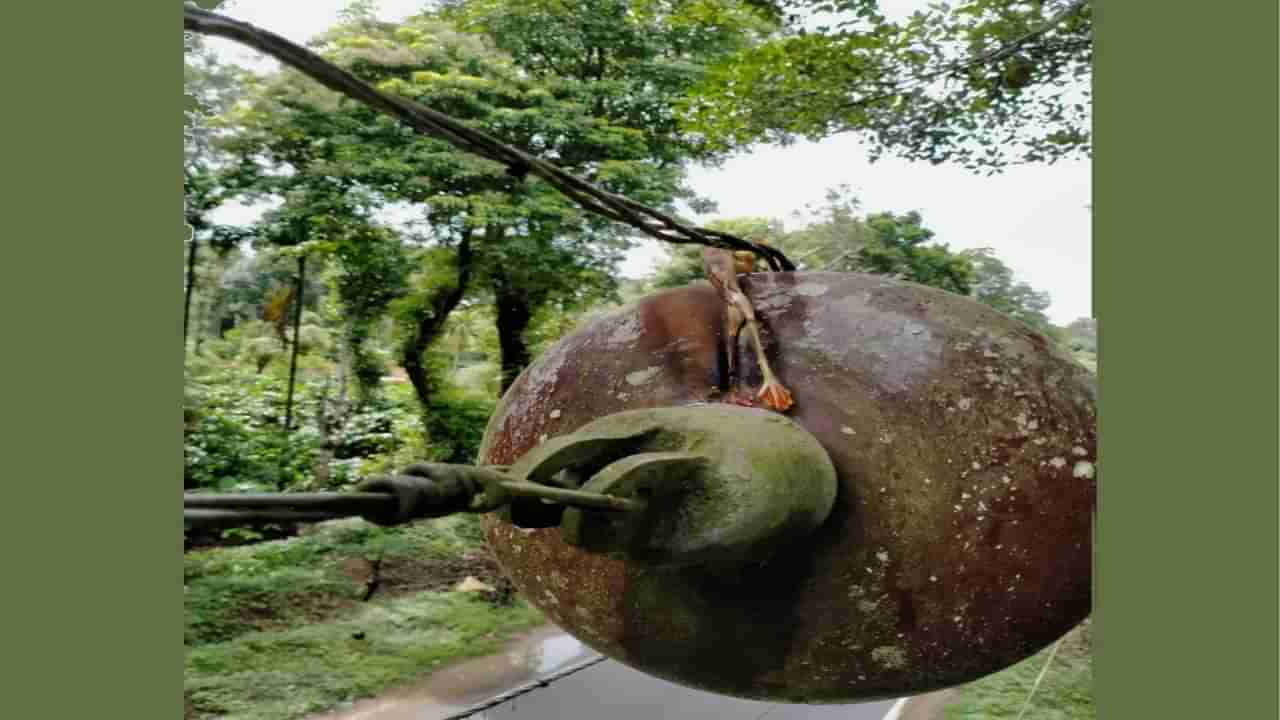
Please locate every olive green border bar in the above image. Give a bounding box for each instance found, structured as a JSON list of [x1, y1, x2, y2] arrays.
[[134, 2, 187, 719], [4, 1, 180, 718], [2, 0, 180, 716], [9, 2, 187, 719], [1095, 1, 1278, 718]]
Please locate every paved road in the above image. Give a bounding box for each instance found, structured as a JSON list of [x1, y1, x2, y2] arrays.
[[469, 657, 901, 720], [313, 626, 901, 720]]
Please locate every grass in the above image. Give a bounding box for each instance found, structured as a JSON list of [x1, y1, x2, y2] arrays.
[[186, 516, 477, 645], [943, 621, 1093, 720], [184, 515, 545, 720]]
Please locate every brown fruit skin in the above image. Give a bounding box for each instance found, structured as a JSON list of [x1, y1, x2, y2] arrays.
[[479, 272, 1096, 703]]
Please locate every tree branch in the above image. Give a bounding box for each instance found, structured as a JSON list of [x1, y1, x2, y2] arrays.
[[832, 0, 1091, 112], [400, 229, 475, 408], [183, 7, 794, 271]]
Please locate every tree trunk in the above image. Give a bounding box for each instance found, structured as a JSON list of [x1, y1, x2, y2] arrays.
[[284, 254, 306, 432], [313, 368, 347, 488], [492, 269, 534, 396], [313, 375, 332, 487], [184, 235, 198, 347], [400, 229, 475, 409]]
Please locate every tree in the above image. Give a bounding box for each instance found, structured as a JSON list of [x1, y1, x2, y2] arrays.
[[184, 36, 242, 166], [650, 189, 975, 295], [185, 160, 255, 348], [758, 188, 975, 292], [440, 0, 778, 165], [856, 210, 973, 294], [189, 243, 258, 355], [283, 254, 308, 431], [237, 163, 410, 403], [212, 14, 677, 406], [185, 43, 253, 347], [679, 0, 1092, 173], [779, 185, 873, 270], [437, 0, 780, 388], [211, 248, 328, 342], [962, 247, 1053, 332]]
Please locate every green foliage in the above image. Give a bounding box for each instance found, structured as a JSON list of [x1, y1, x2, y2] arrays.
[[452, 361, 501, 397], [184, 365, 420, 492], [184, 370, 319, 491], [329, 396, 412, 461], [680, 0, 1092, 172], [185, 516, 544, 720], [326, 227, 413, 400], [184, 352, 498, 493], [650, 192, 1056, 334], [653, 189, 975, 296], [216, 13, 691, 404], [202, 3, 780, 402], [963, 247, 1054, 332], [380, 349, 495, 465], [857, 210, 974, 294], [441, 304, 499, 361], [219, 526, 267, 544], [185, 39, 243, 169], [242, 335, 281, 373], [781, 190, 973, 293], [420, 392, 497, 464], [780, 185, 872, 270], [206, 252, 326, 341], [440, 0, 779, 164], [357, 3, 773, 383], [186, 589, 543, 720], [185, 517, 479, 645], [525, 297, 603, 355]]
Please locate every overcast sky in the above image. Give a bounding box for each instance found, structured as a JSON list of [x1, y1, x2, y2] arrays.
[[199, 0, 1092, 324]]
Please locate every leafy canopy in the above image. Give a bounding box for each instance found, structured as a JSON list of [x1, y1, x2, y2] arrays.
[[963, 247, 1054, 332], [678, 0, 1092, 173], [439, 0, 780, 165]]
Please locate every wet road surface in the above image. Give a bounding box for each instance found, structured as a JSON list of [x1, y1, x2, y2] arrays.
[[311, 626, 901, 720]]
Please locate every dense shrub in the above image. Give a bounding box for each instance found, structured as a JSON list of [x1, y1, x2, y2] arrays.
[[184, 370, 320, 491], [330, 396, 412, 459], [184, 365, 496, 492], [421, 392, 496, 464]]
